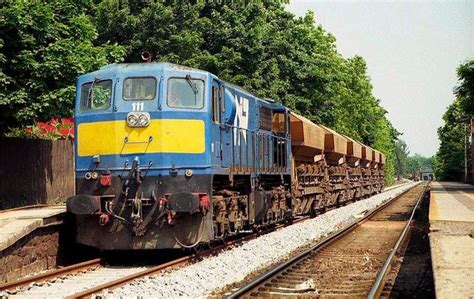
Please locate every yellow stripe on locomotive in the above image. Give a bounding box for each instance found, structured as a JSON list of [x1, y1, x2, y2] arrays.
[[77, 119, 205, 156]]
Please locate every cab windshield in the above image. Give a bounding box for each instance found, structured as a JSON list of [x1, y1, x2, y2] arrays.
[[167, 77, 204, 109], [123, 77, 156, 100], [80, 79, 112, 111]]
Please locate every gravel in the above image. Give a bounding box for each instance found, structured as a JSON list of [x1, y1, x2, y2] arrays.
[[104, 182, 418, 298]]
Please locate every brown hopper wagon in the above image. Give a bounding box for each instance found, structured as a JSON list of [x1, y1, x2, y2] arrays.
[[288, 113, 385, 213], [289, 112, 325, 161], [346, 136, 363, 166], [380, 152, 386, 165]]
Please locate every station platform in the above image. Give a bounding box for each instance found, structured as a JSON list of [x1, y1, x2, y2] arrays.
[[429, 182, 474, 298], [0, 205, 66, 251]]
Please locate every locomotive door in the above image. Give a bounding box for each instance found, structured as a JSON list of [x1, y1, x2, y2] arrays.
[[218, 83, 233, 168], [211, 80, 231, 168]]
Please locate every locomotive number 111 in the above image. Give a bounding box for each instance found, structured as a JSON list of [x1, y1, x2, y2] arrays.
[[132, 102, 144, 111]]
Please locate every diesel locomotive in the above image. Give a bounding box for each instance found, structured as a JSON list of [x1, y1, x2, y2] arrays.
[[67, 60, 385, 250]]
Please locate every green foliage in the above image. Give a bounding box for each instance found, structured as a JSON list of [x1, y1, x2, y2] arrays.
[[390, 140, 433, 179], [394, 139, 409, 180], [435, 59, 473, 182], [435, 98, 470, 181], [454, 60, 474, 116], [0, 0, 125, 133], [93, 1, 399, 184], [405, 154, 434, 176]]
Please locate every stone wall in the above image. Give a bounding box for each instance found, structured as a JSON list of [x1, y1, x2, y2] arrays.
[[0, 225, 65, 284]]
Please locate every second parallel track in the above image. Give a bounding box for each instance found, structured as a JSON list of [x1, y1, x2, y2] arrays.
[[229, 182, 429, 298]]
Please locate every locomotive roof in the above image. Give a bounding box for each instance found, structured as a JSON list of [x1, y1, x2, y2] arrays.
[[81, 62, 287, 108], [96, 62, 209, 76]]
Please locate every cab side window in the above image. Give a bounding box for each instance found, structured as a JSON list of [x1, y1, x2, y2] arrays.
[[167, 77, 204, 109]]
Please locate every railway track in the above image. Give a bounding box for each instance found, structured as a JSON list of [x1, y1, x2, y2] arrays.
[[0, 216, 310, 298], [0, 258, 102, 292], [228, 182, 428, 298], [0, 233, 258, 298], [0, 183, 414, 298]]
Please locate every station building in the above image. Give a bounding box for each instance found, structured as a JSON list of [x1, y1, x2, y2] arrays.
[[420, 168, 434, 181]]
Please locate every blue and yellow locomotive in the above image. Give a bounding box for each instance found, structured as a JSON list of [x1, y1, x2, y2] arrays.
[[67, 59, 385, 250], [68, 60, 294, 250]]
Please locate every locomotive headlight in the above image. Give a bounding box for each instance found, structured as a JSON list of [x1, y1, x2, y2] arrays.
[[138, 114, 150, 127], [127, 112, 150, 128], [127, 113, 138, 127]]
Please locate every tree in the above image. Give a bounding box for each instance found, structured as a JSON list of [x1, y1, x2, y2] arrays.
[[435, 98, 469, 181], [94, 0, 400, 184], [0, 0, 125, 134], [435, 59, 473, 182], [394, 139, 409, 180], [0, 0, 400, 185], [454, 59, 474, 116], [406, 154, 434, 176]]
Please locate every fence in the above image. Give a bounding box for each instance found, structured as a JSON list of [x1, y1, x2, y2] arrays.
[[0, 138, 74, 210]]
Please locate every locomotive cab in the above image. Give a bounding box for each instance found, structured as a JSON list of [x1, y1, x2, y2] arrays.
[[68, 63, 220, 249]]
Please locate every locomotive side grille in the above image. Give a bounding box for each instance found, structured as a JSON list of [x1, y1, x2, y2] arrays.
[[259, 107, 272, 131]]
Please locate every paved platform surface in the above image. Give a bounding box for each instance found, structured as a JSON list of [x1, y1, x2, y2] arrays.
[[0, 205, 66, 251], [429, 181, 474, 299]]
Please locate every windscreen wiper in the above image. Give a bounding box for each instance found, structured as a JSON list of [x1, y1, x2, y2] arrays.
[[87, 78, 101, 108], [185, 74, 198, 94]]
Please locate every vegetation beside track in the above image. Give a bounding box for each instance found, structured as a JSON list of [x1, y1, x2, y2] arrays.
[[434, 59, 473, 181]]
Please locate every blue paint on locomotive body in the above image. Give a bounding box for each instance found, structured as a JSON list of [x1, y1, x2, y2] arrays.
[[74, 62, 291, 185]]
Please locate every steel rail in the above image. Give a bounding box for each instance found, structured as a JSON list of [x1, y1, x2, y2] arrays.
[[227, 182, 423, 298], [67, 214, 316, 298], [0, 258, 102, 292], [0, 210, 310, 296], [367, 182, 430, 298], [67, 232, 269, 299]]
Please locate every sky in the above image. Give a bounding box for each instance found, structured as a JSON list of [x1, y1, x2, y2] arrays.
[[286, 1, 473, 157]]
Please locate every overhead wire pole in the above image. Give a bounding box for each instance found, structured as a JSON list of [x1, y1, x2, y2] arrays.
[[466, 116, 474, 184], [455, 116, 469, 183], [459, 116, 469, 183], [465, 121, 468, 183]]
